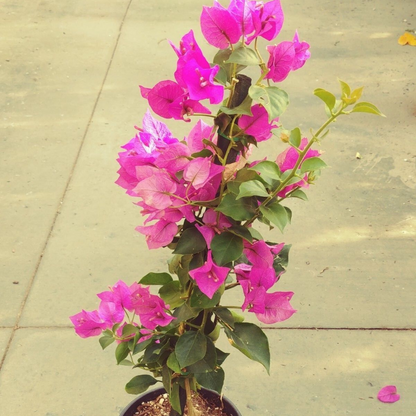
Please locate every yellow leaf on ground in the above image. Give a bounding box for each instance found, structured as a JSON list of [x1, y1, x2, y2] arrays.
[[398, 32, 416, 46]]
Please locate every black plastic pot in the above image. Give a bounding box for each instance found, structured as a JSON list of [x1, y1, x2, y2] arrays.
[[120, 387, 242, 416]]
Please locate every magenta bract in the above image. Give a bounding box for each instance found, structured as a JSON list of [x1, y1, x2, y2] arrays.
[[377, 385, 400, 403], [239, 104, 279, 142], [265, 41, 295, 83], [189, 251, 230, 299], [200, 4, 242, 48]]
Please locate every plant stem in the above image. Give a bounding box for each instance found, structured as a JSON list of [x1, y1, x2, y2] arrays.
[[189, 113, 216, 118], [185, 378, 200, 416], [245, 104, 347, 226]]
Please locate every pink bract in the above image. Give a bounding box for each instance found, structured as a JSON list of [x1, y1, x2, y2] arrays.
[[136, 219, 178, 250], [265, 41, 295, 83], [239, 104, 279, 142], [141, 80, 184, 119], [228, 0, 255, 39], [69, 310, 109, 339], [200, 4, 242, 49], [183, 158, 224, 190], [135, 294, 175, 330], [276, 137, 321, 197], [181, 60, 224, 104], [255, 291, 296, 324], [243, 240, 274, 269], [377, 385, 400, 403], [292, 31, 311, 71], [248, 0, 284, 44], [189, 251, 230, 299], [185, 119, 214, 154]]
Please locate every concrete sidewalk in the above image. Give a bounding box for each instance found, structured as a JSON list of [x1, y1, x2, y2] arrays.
[[1, 0, 415, 415]]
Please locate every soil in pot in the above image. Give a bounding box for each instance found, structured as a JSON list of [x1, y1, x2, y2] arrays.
[[130, 391, 235, 416]]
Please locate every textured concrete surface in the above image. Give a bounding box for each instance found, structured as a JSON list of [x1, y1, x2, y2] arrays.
[[1, 0, 415, 415]]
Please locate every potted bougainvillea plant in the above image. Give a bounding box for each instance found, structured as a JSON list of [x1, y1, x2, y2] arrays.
[[70, 1, 383, 415]]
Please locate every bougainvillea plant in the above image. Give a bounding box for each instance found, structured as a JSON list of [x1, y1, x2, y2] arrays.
[[70, 1, 383, 415]]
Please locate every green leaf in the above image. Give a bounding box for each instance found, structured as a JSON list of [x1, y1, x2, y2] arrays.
[[119, 359, 134, 366], [225, 46, 260, 65], [214, 308, 235, 329], [159, 281, 184, 308], [227, 168, 261, 194], [300, 157, 328, 174], [132, 337, 152, 355], [122, 324, 139, 338], [249, 85, 289, 121], [216, 193, 257, 221], [289, 189, 308, 201], [173, 227, 206, 255], [249, 160, 281, 185], [128, 331, 142, 352], [139, 272, 173, 285], [237, 180, 269, 200], [351, 86, 364, 102], [215, 348, 230, 366], [170, 382, 182, 414], [175, 331, 207, 368], [191, 149, 214, 159], [143, 340, 169, 364], [351, 101, 385, 117], [314, 88, 336, 110], [173, 302, 202, 323], [115, 342, 130, 364], [190, 287, 222, 309], [125, 375, 159, 395], [167, 351, 182, 373], [248, 227, 263, 241], [187, 337, 217, 373], [260, 202, 289, 232], [220, 94, 253, 116], [214, 67, 228, 85], [213, 48, 246, 83], [229, 225, 253, 243], [99, 335, 115, 350], [231, 310, 245, 323], [338, 79, 351, 97], [273, 243, 291, 275], [289, 127, 301, 148], [211, 232, 243, 266], [285, 206, 292, 224], [280, 169, 303, 185], [174, 254, 192, 287], [195, 367, 225, 394], [162, 365, 172, 396], [224, 323, 270, 373]]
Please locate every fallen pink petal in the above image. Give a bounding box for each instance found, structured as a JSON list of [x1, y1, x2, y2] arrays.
[[377, 385, 400, 403]]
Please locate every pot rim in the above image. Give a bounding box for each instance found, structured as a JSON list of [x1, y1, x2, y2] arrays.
[[119, 386, 242, 416]]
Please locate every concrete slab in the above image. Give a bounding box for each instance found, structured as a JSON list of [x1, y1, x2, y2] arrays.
[[221, 329, 416, 415], [1, 1, 415, 416], [0, 329, 12, 358], [19, 0, 415, 329], [0, 328, 413, 416], [0, 328, 131, 415], [0, 0, 132, 325]]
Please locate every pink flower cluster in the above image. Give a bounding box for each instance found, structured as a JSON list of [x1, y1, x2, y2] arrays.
[[69, 280, 174, 340], [116, 111, 224, 250], [140, 31, 224, 121], [200, 0, 284, 47], [266, 31, 310, 82], [200, 1, 309, 83], [235, 240, 296, 324]]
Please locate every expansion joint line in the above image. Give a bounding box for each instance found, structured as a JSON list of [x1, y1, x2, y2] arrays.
[[0, 0, 133, 373]]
